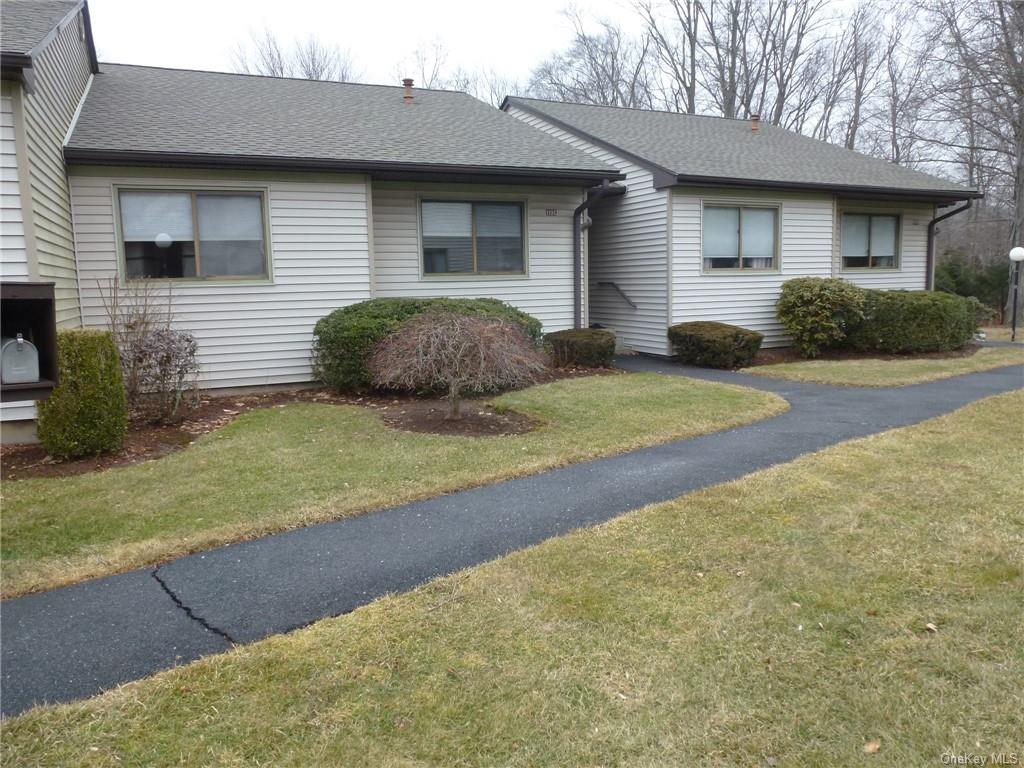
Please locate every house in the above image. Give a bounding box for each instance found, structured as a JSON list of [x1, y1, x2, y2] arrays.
[[1, 1, 979, 440], [1, 0, 97, 432], [0, 0, 622, 438], [502, 97, 979, 354]]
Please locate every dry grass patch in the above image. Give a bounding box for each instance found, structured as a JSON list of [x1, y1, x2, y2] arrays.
[[3, 392, 1021, 766], [745, 345, 1024, 386], [981, 326, 1024, 344], [1, 372, 786, 597]]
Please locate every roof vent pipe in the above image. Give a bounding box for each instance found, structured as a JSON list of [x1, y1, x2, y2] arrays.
[[402, 78, 414, 102], [750, 114, 761, 133]]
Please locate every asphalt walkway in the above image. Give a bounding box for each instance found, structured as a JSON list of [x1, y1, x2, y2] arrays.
[[2, 359, 1021, 716]]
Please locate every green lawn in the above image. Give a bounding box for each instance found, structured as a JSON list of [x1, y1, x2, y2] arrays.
[[745, 345, 1024, 386], [1, 372, 786, 597], [4, 392, 1020, 766]]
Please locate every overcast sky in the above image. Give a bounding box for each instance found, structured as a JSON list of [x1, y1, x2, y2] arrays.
[[87, 0, 644, 88]]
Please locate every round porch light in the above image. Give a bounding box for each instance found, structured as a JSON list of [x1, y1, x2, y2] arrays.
[[1009, 246, 1024, 262], [155, 232, 173, 248]]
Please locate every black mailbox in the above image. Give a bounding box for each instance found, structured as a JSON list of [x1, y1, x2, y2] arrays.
[[0, 281, 58, 402]]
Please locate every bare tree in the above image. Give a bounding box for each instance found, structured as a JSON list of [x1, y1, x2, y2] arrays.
[[529, 13, 656, 108], [761, 0, 829, 125], [637, 0, 699, 113], [392, 40, 483, 93], [232, 29, 291, 77], [638, 0, 827, 121], [837, 2, 884, 149], [693, 0, 753, 118], [233, 29, 358, 82], [877, 23, 928, 166], [404, 41, 449, 89], [914, 0, 1022, 319], [294, 36, 357, 81], [469, 70, 526, 107]]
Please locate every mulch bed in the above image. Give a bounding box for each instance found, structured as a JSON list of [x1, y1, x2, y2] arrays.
[[1, 365, 615, 481], [378, 400, 540, 437], [746, 344, 983, 367]]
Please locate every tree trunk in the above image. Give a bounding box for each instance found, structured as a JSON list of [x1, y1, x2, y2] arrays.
[[446, 383, 462, 420]]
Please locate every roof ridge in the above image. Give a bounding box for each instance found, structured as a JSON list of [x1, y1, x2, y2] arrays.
[[508, 95, 760, 125], [97, 61, 472, 96]]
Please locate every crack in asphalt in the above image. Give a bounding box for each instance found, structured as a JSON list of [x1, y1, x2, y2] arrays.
[[151, 567, 238, 645]]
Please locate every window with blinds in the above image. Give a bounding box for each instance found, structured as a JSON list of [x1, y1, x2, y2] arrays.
[[119, 190, 268, 279], [702, 205, 779, 271], [841, 213, 900, 269], [421, 200, 525, 275]]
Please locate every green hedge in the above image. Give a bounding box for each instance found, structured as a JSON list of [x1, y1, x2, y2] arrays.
[[667, 321, 764, 369], [847, 290, 976, 354], [545, 328, 616, 368], [776, 277, 866, 357], [312, 298, 543, 391], [776, 278, 977, 357], [37, 329, 128, 459]]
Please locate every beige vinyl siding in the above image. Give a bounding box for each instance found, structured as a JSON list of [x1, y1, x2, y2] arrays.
[[371, 182, 582, 332], [834, 200, 933, 290], [20, 8, 92, 326], [70, 170, 372, 389], [1, 84, 36, 423], [672, 187, 834, 346], [507, 106, 670, 355], [0, 400, 37, 423], [1, 83, 30, 280]]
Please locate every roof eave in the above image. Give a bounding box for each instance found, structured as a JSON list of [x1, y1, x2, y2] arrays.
[[2, 0, 99, 85], [62, 148, 625, 186], [668, 173, 981, 203], [79, 1, 100, 74], [0, 51, 32, 80]]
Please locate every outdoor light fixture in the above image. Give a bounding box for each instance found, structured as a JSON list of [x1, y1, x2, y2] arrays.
[[1010, 246, 1024, 342]]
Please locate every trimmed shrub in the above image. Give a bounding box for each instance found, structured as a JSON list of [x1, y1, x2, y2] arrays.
[[965, 295, 998, 327], [667, 321, 764, 369], [368, 311, 547, 419], [313, 297, 543, 391], [776, 277, 866, 357], [847, 290, 976, 354], [545, 328, 616, 368], [37, 329, 128, 459]]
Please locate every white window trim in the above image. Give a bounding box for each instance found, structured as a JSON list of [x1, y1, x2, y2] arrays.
[[113, 183, 275, 285], [699, 199, 783, 275], [416, 193, 531, 280], [838, 210, 902, 273]]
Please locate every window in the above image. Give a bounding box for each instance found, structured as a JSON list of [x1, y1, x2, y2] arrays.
[[421, 200, 524, 275], [841, 213, 899, 269], [702, 205, 778, 270], [119, 190, 268, 280]]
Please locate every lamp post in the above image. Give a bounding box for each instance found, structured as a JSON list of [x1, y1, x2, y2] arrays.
[[1011, 246, 1024, 343]]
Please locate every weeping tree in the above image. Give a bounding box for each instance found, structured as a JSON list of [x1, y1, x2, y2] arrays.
[[368, 311, 547, 420]]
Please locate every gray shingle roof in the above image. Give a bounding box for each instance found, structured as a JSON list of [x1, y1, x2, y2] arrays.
[[506, 96, 977, 199], [65, 64, 620, 181], [0, 0, 79, 55]]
